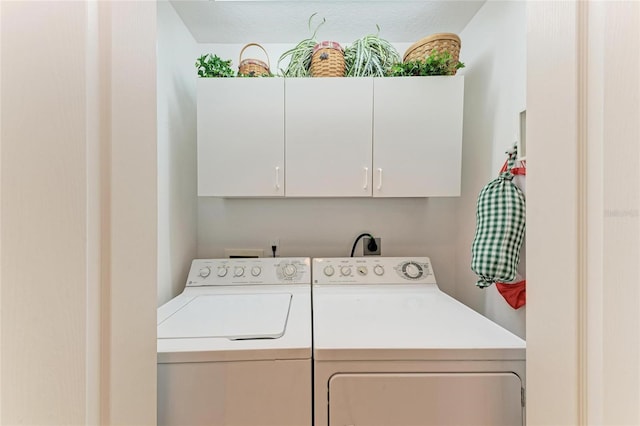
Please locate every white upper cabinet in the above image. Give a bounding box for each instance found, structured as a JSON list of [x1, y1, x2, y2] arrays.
[[373, 76, 464, 197], [196, 77, 464, 198], [197, 78, 285, 197], [285, 78, 374, 197]]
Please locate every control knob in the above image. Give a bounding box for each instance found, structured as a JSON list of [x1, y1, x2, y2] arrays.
[[251, 266, 262, 277], [234, 266, 245, 277], [323, 265, 335, 277], [199, 266, 211, 278], [340, 266, 352, 276], [282, 264, 297, 278], [217, 266, 228, 277], [373, 265, 385, 276]]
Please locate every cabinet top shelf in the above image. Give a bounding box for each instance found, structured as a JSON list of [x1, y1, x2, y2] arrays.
[[196, 75, 465, 81]]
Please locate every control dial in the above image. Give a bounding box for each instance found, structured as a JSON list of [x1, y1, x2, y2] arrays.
[[234, 266, 245, 277], [282, 263, 297, 278], [251, 266, 262, 277], [401, 261, 423, 280], [217, 266, 228, 277], [373, 265, 385, 276], [340, 266, 352, 276], [199, 266, 211, 278], [357, 266, 368, 276], [323, 265, 335, 277]]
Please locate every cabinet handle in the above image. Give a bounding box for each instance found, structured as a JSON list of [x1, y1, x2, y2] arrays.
[[377, 168, 383, 190], [363, 167, 369, 190], [275, 166, 280, 190]]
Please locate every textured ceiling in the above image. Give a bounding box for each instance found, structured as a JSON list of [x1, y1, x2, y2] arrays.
[[170, 0, 486, 44]]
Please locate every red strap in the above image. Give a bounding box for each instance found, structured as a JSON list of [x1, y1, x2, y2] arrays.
[[512, 166, 526, 175], [499, 159, 526, 175], [495, 280, 526, 309]]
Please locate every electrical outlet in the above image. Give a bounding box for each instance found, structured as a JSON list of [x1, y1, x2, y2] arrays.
[[363, 237, 381, 256]]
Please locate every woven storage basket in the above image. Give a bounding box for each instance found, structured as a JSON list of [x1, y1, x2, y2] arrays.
[[403, 33, 461, 74], [310, 41, 345, 77], [238, 43, 271, 76]]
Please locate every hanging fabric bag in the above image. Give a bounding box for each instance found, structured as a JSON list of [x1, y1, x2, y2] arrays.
[[471, 146, 526, 288], [493, 155, 527, 309]]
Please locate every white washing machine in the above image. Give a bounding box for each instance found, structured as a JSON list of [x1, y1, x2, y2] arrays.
[[157, 257, 312, 426], [312, 257, 526, 426]]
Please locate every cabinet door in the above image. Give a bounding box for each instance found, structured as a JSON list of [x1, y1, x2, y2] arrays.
[[285, 78, 373, 197], [197, 78, 284, 197], [373, 77, 464, 197]]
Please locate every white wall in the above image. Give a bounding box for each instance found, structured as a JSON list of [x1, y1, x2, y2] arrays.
[[157, 1, 198, 306], [1, 1, 157, 424], [456, 0, 527, 338], [107, 2, 158, 423], [525, 2, 640, 422], [586, 2, 640, 423], [1, 3, 91, 422], [526, 2, 580, 423]]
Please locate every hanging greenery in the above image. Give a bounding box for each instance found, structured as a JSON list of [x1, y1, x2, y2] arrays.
[[277, 13, 326, 77], [344, 26, 400, 77]]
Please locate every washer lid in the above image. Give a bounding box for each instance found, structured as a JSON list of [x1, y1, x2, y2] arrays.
[[158, 293, 292, 340]]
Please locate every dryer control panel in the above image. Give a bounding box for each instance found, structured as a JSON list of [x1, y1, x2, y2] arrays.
[[312, 257, 437, 285], [187, 257, 311, 286]]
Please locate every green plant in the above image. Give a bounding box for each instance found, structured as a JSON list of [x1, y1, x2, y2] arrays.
[[344, 26, 400, 77], [277, 13, 325, 77], [195, 54, 235, 78], [387, 50, 465, 77]]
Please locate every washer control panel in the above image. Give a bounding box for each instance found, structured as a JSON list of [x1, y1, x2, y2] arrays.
[[312, 257, 436, 285], [186, 258, 311, 286]]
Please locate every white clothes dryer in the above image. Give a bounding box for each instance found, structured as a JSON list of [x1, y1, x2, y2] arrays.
[[157, 257, 312, 426], [312, 257, 526, 426]]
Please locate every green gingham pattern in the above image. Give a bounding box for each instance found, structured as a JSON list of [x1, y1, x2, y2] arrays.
[[471, 152, 526, 288]]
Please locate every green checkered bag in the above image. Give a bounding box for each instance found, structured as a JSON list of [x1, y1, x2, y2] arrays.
[[471, 147, 526, 288]]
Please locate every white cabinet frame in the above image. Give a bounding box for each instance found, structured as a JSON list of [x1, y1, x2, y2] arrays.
[[198, 77, 464, 198]]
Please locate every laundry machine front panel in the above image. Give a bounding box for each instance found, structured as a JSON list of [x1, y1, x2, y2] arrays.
[[328, 372, 523, 426], [158, 359, 311, 426]]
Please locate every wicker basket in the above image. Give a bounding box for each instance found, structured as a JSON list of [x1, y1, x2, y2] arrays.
[[310, 41, 345, 77], [403, 33, 461, 73], [238, 43, 271, 77]]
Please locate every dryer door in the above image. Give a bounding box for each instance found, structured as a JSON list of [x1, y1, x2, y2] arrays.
[[329, 372, 523, 426]]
